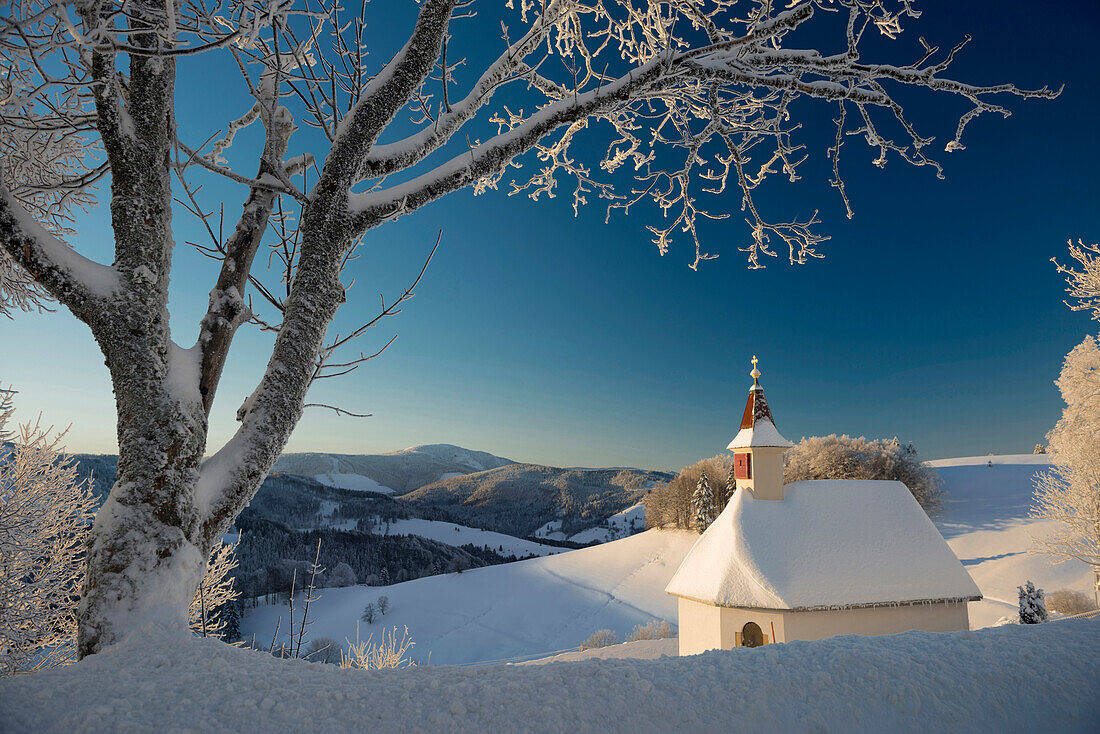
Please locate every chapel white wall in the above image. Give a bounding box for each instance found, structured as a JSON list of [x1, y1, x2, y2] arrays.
[[782, 600, 971, 641]]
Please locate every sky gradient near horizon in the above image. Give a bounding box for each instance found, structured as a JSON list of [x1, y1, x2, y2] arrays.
[[3, 0, 1099, 472]]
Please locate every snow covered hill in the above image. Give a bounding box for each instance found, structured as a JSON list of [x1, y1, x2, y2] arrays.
[[241, 454, 1090, 666], [272, 444, 515, 495], [379, 518, 566, 558], [930, 454, 1095, 628], [241, 529, 698, 666]]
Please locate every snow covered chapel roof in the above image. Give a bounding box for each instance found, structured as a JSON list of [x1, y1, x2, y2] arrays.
[[665, 480, 982, 610], [726, 359, 792, 450]]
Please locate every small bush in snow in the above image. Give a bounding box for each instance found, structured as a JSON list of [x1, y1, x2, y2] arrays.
[[626, 620, 674, 642], [580, 629, 618, 650], [1047, 588, 1096, 615], [340, 625, 416, 670], [377, 596, 389, 615], [783, 435, 942, 513], [1018, 581, 1048, 624], [361, 603, 377, 624]]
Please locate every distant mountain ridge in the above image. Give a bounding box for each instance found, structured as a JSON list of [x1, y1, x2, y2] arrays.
[[272, 443, 515, 494]]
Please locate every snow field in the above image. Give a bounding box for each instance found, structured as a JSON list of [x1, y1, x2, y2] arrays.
[[313, 472, 396, 494], [381, 518, 566, 558], [241, 529, 696, 666], [1, 619, 1096, 733], [930, 456, 1096, 628]]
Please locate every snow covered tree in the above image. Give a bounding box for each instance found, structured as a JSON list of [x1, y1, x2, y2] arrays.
[[716, 463, 737, 512], [361, 603, 377, 625], [691, 471, 715, 533], [377, 596, 390, 616], [1018, 581, 1048, 624], [0, 0, 1056, 657], [327, 562, 357, 588], [646, 454, 732, 529], [188, 540, 240, 640], [1031, 242, 1100, 572], [784, 434, 941, 512], [0, 388, 96, 675]]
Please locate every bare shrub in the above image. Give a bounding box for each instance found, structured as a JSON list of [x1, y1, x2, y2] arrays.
[[626, 620, 674, 642], [361, 603, 376, 624], [580, 629, 618, 650], [1047, 589, 1096, 615], [340, 625, 417, 670]]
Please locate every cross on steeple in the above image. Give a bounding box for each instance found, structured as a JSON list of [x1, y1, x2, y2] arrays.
[[751, 355, 761, 388]]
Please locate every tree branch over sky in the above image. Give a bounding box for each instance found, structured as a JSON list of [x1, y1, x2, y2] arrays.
[[0, 0, 1058, 656]]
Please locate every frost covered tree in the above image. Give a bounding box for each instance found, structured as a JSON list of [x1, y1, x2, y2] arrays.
[[783, 434, 941, 512], [646, 453, 732, 529], [1031, 242, 1100, 572], [0, 0, 1056, 656], [717, 463, 737, 511], [188, 540, 240, 640], [0, 388, 96, 675], [691, 470, 715, 532], [1018, 581, 1047, 625]]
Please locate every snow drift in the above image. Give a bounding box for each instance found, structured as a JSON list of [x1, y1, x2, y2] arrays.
[[0, 619, 1095, 733]]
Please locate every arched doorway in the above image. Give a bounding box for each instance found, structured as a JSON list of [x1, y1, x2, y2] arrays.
[[741, 621, 764, 648]]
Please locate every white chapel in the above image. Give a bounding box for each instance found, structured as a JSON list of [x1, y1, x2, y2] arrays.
[[666, 359, 982, 655]]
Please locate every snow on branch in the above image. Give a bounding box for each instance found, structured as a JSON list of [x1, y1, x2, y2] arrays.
[[332, 0, 1056, 268]]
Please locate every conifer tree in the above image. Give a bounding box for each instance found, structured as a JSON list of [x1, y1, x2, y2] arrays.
[[1018, 581, 1048, 624], [692, 472, 715, 533]]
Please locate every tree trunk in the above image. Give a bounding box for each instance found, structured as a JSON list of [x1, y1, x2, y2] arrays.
[[77, 337, 211, 657]]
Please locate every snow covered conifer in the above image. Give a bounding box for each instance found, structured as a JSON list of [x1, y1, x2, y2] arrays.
[[0, 0, 1058, 656], [692, 471, 715, 533], [1018, 581, 1048, 624]]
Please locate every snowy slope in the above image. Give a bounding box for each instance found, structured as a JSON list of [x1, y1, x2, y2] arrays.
[[241, 529, 697, 666], [567, 503, 646, 544], [314, 472, 396, 494], [931, 455, 1095, 628], [381, 518, 566, 558], [272, 444, 514, 495], [2, 620, 1096, 733]]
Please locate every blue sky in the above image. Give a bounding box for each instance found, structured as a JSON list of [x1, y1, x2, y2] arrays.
[[3, 0, 1098, 471]]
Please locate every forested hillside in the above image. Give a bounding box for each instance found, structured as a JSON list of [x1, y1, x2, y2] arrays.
[[400, 465, 672, 537]]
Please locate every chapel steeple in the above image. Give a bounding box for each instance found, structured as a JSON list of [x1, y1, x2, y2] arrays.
[[726, 357, 791, 500]]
